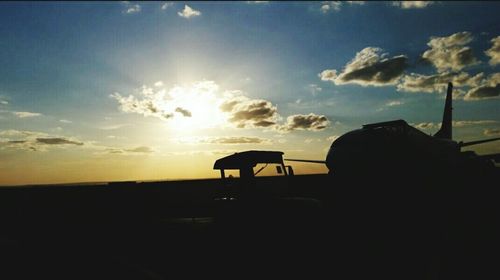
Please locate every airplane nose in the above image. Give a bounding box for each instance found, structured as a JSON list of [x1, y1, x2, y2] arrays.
[[326, 146, 346, 172]]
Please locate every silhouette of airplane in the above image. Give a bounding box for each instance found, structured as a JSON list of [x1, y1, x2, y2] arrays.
[[286, 83, 500, 175]]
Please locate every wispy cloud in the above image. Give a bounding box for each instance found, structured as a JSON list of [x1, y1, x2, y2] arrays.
[[397, 71, 483, 93], [392, 1, 434, 9], [386, 100, 404, 106], [122, 1, 141, 14], [326, 135, 340, 142], [320, 1, 364, 13], [99, 124, 132, 130], [36, 137, 83, 146], [484, 128, 500, 136], [178, 5, 201, 19], [308, 84, 322, 96], [104, 146, 154, 155], [160, 2, 174, 10], [0, 130, 85, 152], [413, 120, 498, 130], [13, 111, 42, 118], [59, 119, 72, 123]]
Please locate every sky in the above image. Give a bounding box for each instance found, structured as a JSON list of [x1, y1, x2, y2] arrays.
[[0, 1, 499, 185]]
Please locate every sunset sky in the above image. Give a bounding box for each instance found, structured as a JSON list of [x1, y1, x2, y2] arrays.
[[1, 1, 499, 185]]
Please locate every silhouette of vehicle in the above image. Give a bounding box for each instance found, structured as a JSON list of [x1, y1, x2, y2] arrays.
[[286, 82, 500, 176], [212, 150, 321, 225], [214, 150, 294, 180]]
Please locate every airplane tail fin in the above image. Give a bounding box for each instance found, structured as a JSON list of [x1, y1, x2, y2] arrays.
[[434, 82, 453, 140]]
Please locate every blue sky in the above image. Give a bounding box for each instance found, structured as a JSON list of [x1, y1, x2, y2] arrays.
[[0, 1, 499, 185]]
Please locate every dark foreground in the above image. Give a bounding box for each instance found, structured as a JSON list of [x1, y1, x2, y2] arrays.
[[1, 169, 499, 280]]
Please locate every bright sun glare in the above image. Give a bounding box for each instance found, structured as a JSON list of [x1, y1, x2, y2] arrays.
[[160, 81, 227, 132]]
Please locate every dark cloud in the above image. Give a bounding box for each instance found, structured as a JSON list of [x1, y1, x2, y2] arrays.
[[125, 146, 153, 153], [8, 140, 27, 144], [320, 47, 408, 87], [280, 114, 329, 132], [340, 56, 407, 84], [175, 107, 192, 117], [221, 97, 279, 128], [36, 138, 83, 146], [464, 84, 500, 100]]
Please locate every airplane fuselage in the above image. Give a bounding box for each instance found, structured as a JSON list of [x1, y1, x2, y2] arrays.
[[325, 120, 461, 175]]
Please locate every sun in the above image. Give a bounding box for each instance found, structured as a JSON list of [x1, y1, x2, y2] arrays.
[[160, 81, 227, 133]]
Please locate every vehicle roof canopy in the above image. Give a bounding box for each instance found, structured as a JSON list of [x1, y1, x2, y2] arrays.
[[213, 150, 284, 170]]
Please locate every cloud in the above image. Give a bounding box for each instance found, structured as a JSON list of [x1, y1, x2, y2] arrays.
[[422, 32, 479, 73], [13, 111, 42, 118], [308, 84, 322, 96], [414, 122, 439, 130], [0, 130, 86, 152], [175, 107, 192, 117], [126, 146, 153, 153], [99, 124, 132, 130], [113, 80, 331, 132], [111, 86, 175, 120], [36, 138, 83, 146], [386, 100, 404, 106], [202, 136, 270, 145], [154, 81, 164, 87], [178, 5, 201, 18], [464, 84, 500, 100], [105, 146, 154, 155], [326, 135, 340, 142], [321, 2, 342, 13], [453, 120, 497, 127], [122, 1, 141, 14], [279, 113, 329, 132], [220, 96, 279, 128], [464, 73, 500, 100], [0, 100, 8, 105], [160, 2, 174, 10], [321, 1, 364, 13], [59, 119, 72, 123], [485, 36, 500, 66], [484, 129, 500, 136], [246, 1, 269, 4], [392, 1, 434, 9], [397, 71, 484, 93], [413, 120, 497, 130], [0, 129, 40, 137], [320, 47, 408, 87]]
